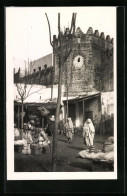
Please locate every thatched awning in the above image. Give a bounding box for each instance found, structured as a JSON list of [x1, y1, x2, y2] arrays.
[[14, 101, 57, 110]]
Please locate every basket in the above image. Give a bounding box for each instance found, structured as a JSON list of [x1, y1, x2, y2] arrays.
[[89, 145, 95, 153]]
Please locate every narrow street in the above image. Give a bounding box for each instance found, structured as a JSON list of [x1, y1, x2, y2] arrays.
[[15, 132, 111, 172]]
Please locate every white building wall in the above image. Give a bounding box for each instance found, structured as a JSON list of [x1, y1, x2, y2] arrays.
[[101, 91, 114, 116], [29, 53, 52, 73]]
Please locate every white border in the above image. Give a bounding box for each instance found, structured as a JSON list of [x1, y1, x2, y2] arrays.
[[6, 7, 117, 180]]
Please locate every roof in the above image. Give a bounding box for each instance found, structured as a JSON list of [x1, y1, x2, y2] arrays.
[[14, 100, 57, 109], [14, 84, 58, 104], [63, 92, 100, 103]]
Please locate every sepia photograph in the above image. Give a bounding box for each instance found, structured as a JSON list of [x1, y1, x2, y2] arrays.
[[6, 6, 117, 180]]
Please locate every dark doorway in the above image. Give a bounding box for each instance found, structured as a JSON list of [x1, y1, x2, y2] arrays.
[[68, 103, 76, 125], [85, 111, 93, 121]]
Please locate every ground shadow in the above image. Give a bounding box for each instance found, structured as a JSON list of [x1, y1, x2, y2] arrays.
[[69, 161, 92, 171], [68, 146, 86, 151], [94, 141, 104, 144], [58, 138, 67, 143]]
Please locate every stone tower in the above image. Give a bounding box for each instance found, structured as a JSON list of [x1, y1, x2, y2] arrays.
[[53, 27, 113, 97]]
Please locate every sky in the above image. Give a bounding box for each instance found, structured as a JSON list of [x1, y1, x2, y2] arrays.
[[6, 7, 116, 69]]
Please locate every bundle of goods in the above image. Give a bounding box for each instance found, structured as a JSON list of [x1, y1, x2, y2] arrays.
[[30, 144, 42, 155], [103, 136, 114, 153], [77, 149, 114, 162], [77, 136, 114, 163]]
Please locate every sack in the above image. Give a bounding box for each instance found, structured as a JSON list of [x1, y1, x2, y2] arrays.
[[31, 147, 41, 155], [22, 149, 27, 155], [106, 136, 114, 144], [103, 144, 114, 153], [27, 149, 31, 154]]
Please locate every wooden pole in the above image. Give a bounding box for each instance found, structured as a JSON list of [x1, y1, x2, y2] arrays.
[[83, 100, 85, 125], [18, 104, 20, 128], [66, 87, 69, 118], [42, 116, 44, 128], [51, 84, 53, 101], [52, 60, 63, 172]]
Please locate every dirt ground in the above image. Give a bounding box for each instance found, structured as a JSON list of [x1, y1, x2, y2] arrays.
[[14, 131, 113, 172]]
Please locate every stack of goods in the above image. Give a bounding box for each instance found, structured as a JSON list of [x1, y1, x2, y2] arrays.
[[21, 143, 31, 155], [89, 145, 95, 153], [103, 136, 114, 153], [30, 144, 42, 155]]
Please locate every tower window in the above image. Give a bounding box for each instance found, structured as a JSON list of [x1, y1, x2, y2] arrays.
[[38, 67, 41, 71], [44, 64, 47, 69], [78, 57, 80, 62]]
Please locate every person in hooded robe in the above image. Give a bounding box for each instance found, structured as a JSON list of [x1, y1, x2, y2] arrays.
[[65, 118, 74, 143], [49, 115, 55, 136], [83, 118, 95, 147], [14, 123, 21, 140]]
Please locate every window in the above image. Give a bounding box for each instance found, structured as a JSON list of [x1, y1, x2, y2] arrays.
[[44, 64, 47, 69], [38, 67, 41, 71], [33, 69, 36, 73], [78, 57, 80, 62]]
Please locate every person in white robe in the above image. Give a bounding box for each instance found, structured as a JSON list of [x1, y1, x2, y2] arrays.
[[83, 118, 95, 147], [65, 118, 74, 143]]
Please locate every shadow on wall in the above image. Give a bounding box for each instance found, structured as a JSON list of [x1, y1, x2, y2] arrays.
[[100, 115, 114, 135]]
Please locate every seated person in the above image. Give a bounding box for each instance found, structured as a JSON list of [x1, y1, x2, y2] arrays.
[[14, 123, 21, 140], [38, 128, 50, 152]]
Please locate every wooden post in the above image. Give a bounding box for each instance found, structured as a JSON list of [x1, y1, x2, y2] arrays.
[[42, 116, 44, 128], [51, 84, 53, 101], [66, 87, 69, 118], [83, 100, 85, 125], [18, 104, 20, 128]]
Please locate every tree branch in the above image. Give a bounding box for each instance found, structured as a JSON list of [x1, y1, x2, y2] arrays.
[[23, 86, 44, 101], [45, 13, 53, 47], [69, 13, 74, 35], [58, 13, 62, 50], [45, 13, 60, 56], [64, 49, 72, 63], [16, 83, 23, 98], [24, 84, 33, 100]]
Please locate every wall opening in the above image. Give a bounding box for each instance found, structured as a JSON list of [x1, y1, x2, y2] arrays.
[[44, 64, 47, 69], [78, 57, 80, 62]]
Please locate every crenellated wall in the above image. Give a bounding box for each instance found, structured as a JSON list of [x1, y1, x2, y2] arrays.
[[53, 27, 114, 96]]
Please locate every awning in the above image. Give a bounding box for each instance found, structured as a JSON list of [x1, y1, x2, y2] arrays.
[[14, 101, 57, 109], [63, 92, 100, 103]]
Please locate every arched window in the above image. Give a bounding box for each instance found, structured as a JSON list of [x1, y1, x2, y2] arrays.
[[78, 57, 80, 62]]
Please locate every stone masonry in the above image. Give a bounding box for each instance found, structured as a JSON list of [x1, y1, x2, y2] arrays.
[[53, 27, 113, 96]]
